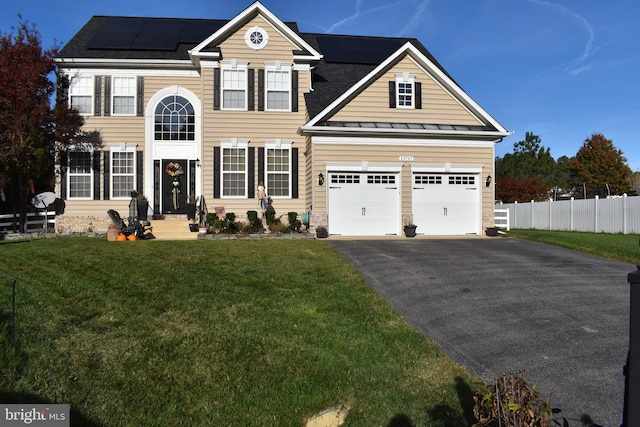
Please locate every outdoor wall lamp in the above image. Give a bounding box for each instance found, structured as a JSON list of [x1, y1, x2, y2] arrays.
[[485, 175, 492, 187], [318, 173, 325, 186]]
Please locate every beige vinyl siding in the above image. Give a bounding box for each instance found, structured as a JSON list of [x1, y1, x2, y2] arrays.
[[331, 56, 484, 126], [311, 141, 495, 229], [197, 13, 314, 216], [217, 16, 304, 63]]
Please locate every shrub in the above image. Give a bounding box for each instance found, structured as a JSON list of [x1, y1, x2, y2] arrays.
[[247, 210, 264, 233], [287, 212, 301, 232], [472, 371, 551, 427]]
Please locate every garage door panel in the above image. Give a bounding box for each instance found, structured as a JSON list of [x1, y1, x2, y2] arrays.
[[412, 173, 479, 235], [328, 173, 399, 236]]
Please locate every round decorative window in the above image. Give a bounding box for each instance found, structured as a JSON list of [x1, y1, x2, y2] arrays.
[[245, 26, 268, 50]]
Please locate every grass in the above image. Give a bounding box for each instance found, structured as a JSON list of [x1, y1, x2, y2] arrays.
[[0, 238, 480, 426], [504, 229, 640, 264]]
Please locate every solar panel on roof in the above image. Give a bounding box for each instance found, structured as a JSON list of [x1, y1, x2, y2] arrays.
[[316, 35, 404, 64], [180, 20, 225, 43], [86, 17, 146, 49], [130, 19, 185, 50]]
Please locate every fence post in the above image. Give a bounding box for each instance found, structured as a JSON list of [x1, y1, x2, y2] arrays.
[[624, 194, 628, 235], [594, 195, 599, 233], [530, 200, 535, 229], [570, 197, 574, 231], [514, 201, 518, 229], [624, 266, 640, 426]]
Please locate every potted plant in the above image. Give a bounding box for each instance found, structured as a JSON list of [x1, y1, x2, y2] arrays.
[[403, 214, 417, 237]]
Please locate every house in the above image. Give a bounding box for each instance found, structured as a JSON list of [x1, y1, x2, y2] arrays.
[[54, 1, 510, 237]]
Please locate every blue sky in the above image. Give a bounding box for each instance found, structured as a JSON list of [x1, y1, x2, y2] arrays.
[[3, 0, 639, 170]]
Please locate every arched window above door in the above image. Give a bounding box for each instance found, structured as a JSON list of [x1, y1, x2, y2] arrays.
[[154, 95, 195, 141]]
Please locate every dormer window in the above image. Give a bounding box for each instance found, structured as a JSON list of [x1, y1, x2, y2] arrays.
[[245, 26, 268, 50]]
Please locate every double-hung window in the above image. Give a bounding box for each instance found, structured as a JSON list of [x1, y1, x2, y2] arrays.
[[112, 76, 136, 115], [395, 72, 416, 109], [265, 141, 291, 197], [222, 140, 248, 197], [222, 61, 248, 110], [110, 143, 136, 199], [265, 63, 291, 111], [68, 148, 93, 199], [69, 75, 93, 115]]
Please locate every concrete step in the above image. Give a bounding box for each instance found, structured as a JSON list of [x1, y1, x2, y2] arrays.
[[149, 219, 199, 240]]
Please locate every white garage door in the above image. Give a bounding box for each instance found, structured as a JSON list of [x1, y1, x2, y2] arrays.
[[412, 173, 479, 235], [328, 173, 400, 236]]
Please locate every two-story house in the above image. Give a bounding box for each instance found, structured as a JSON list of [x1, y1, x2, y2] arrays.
[[54, 1, 510, 237]]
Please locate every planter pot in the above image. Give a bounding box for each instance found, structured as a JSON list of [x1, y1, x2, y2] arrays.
[[186, 203, 197, 220], [316, 228, 328, 238], [137, 201, 149, 221], [189, 223, 199, 232], [107, 227, 122, 241], [199, 227, 208, 234], [486, 227, 499, 237], [403, 225, 417, 237]]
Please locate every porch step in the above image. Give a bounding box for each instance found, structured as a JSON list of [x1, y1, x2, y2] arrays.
[[149, 219, 198, 240]]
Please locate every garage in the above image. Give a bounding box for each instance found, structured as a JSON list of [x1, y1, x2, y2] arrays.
[[412, 172, 480, 235], [328, 172, 400, 236]]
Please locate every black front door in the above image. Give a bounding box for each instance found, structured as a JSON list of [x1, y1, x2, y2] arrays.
[[162, 159, 188, 214]]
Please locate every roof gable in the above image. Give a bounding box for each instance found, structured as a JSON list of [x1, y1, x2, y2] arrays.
[[189, 1, 322, 63], [303, 42, 509, 136]]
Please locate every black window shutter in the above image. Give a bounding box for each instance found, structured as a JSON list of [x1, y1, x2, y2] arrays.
[[248, 147, 255, 198], [291, 148, 299, 199], [388, 81, 396, 108], [103, 151, 110, 200], [213, 146, 221, 198], [213, 69, 221, 110], [258, 70, 265, 111], [60, 151, 68, 200], [137, 76, 144, 116], [415, 82, 422, 109], [248, 69, 255, 111], [103, 76, 111, 116], [258, 147, 265, 187], [291, 70, 299, 112], [136, 151, 143, 192], [93, 150, 101, 200], [94, 76, 102, 116]]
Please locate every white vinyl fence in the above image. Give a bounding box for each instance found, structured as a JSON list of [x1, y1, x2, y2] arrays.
[[0, 210, 56, 233], [496, 195, 640, 234]]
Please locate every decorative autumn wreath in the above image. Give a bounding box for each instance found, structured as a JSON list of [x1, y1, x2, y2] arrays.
[[165, 162, 184, 177]]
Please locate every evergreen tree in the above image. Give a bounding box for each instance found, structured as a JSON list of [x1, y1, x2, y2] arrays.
[[567, 133, 632, 198]]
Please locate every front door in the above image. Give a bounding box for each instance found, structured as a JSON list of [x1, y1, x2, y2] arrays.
[[162, 159, 189, 214]]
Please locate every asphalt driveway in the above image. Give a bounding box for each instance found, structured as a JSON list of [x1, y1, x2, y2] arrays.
[[327, 237, 631, 427]]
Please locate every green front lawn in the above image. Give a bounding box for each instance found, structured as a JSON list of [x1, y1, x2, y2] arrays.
[[505, 229, 640, 264], [0, 238, 479, 426]]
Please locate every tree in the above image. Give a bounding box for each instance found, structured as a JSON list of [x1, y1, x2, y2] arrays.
[[0, 18, 92, 231], [495, 175, 548, 203], [567, 133, 632, 198], [496, 132, 564, 202]]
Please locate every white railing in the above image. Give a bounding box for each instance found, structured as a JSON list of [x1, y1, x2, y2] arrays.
[[494, 208, 510, 231], [496, 195, 640, 234], [0, 210, 56, 233]]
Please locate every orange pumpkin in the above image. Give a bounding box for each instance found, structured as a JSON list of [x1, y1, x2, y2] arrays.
[[128, 234, 137, 241], [116, 234, 127, 241]]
